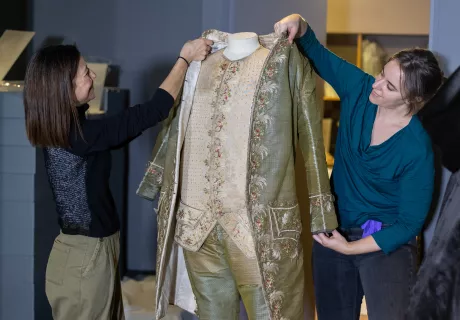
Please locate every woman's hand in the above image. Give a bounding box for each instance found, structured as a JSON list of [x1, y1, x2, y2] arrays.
[[314, 230, 382, 255], [274, 14, 308, 44], [180, 38, 213, 64], [313, 230, 352, 255]]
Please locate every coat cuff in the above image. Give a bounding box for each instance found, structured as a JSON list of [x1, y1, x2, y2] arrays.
[[136, 162, 164, 201], [310, 193, 338, 233]]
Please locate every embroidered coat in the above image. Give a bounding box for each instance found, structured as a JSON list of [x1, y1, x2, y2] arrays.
[[137, 30, 338, 320]]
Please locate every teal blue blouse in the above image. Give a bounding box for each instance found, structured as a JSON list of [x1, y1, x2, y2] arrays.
[[297, 26, 434, 254]]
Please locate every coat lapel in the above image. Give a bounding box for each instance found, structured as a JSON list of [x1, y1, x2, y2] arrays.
[[177, 40, 228, 149]]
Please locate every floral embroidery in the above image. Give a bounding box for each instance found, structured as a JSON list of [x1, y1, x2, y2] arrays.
[[310, 193, 335, 211], [229, 64, 239, 74], [147, 162, 164, 185], [220, 63, 240, 104], [137, 159, 165, 201], [220, 62, 228, 72], [310, 193, 336, 232], [204, 60, 242, 218], [247, 37, 292, 319], [176, 205, 203, 226], [174, 199, 217, 251], [175, 53, 262, 255], [214, 114, 225, 132], [201, 29, 228, 43], [155, 183, 174, 288], [175, 46, 270, 260], [268, 200, 302, 244]]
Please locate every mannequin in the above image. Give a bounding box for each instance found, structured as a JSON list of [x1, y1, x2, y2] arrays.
[[137, 29, 337, 320], [223, 32, 260, 61]]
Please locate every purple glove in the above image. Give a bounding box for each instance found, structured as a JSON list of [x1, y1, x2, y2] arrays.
[[361, 220, 382, 238]]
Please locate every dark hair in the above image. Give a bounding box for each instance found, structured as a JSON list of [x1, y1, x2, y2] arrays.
[[390, 48, 444, 115], [24, 45, 82, 148]]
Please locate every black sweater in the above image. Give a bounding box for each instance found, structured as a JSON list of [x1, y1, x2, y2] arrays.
[[43, 88, 174, 237]]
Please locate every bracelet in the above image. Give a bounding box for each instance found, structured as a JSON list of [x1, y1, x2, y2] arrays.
[[178, 56, 190, 67]]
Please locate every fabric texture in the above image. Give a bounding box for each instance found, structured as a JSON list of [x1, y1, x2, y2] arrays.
[[419, 65, 460, 173], [137, 29, 337, 320], [43, 89, 173, 238], [183, 225, 272, 320], [45, 232, 124, 320], [297, 26, 434, 254], [406, 67, 460, 319], [406, 170, 460, 319]]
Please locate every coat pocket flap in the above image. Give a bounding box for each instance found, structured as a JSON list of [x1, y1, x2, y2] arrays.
[[176, 201, 205, 228], [268, 203, 302, 241]]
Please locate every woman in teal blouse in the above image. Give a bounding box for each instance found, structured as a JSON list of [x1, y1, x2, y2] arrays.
[[275, 14, 444, 320]]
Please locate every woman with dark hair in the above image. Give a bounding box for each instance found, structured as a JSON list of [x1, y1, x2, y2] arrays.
[[274, 14, 444, 320], [24, 38, 212, 320]]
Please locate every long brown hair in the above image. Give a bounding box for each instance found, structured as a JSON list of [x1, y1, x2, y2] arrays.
[[24, 45, 83, 148]]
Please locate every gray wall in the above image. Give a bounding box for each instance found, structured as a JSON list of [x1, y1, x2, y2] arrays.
[[429, 0, 460, 76], [423, 0, 460, 250], [0, 91, 38, 320], [115, 0, 203, 271]]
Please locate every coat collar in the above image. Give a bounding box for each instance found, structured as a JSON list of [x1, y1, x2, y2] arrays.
[[202, 29, 281, 53]]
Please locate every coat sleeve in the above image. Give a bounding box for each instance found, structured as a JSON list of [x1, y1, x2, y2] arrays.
[[136, 95, 180, 201], [294, 45, 339, 233]]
